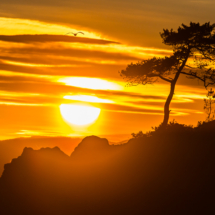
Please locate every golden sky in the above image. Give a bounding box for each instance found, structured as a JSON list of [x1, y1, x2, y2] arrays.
[[0, 1, 214, 140]]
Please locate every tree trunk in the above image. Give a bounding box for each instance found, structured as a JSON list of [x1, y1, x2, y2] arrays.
[[162, 80, 177, 126], [162, 50, 190, 127]]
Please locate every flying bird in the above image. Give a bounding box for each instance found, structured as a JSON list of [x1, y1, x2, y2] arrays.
[[65, 32, 84, 36]]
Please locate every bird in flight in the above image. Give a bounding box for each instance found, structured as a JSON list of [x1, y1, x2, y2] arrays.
[[65, 32, 84, 36]]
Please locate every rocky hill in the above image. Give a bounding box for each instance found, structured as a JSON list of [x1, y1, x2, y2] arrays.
[[0, 122, 215, 215], [0, 136, 82, 176]]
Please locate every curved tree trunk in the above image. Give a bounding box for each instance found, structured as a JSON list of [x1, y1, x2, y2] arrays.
[[162, 80, 177, 126], [162, 70, 182, 126], [162, 50, 190, 127]]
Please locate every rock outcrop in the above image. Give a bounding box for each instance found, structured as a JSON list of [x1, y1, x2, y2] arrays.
[[1, 129, 215, 215]]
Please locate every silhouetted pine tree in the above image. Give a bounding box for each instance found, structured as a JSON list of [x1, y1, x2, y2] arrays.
[[120, 22, 215, 126]]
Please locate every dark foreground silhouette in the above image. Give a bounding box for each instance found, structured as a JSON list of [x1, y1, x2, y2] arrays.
[[0, 121, 215, 215]]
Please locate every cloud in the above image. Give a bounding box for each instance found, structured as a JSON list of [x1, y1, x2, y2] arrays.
[[0, 34, 119, 45], [0, 36, 143, 78], [0, 94, 164, 114], [0, 73, 202, 120], [94, 90, 167, 100], [0, 61, 52, 75], [189, 1, 215, 3], [2, 0, 214, 49], [2, 45, 140, 62], [0, 74, 49, 83], [0, 74, 188, 116], [96, 102, 164, 114], [0, 61, 125, 78], [0, 75, 167, 100], [0, 96, 64, 106], [0, 73, 167, 112]]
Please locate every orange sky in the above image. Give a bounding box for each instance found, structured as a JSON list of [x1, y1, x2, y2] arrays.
[[0, 2, 214, 141]]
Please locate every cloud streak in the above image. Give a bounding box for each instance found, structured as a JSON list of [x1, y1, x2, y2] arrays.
[[0, 34, 119, 45], [0, 73, 203, 118]]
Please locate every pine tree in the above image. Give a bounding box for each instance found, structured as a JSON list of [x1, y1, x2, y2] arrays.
[[120, 22, 215, 126]]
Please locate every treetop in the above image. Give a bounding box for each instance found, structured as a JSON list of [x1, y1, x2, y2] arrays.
[[160, 22, 215, 50]]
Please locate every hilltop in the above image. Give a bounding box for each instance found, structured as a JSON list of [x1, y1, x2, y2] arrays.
[[0, 121, 215, 215]]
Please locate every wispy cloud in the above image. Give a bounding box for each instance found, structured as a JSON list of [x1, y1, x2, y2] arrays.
[[0, 34, 119, 45], [0, 73, 206, 118], [189, 1, 215, 4]]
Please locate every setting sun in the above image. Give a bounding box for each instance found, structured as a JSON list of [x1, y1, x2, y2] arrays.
[[60, 104, 101, 126]]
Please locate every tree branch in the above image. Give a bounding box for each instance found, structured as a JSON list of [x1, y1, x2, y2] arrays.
[[158, 75, 172, 83], [184, 65, 195, 69], [180, 71, 205, 82]]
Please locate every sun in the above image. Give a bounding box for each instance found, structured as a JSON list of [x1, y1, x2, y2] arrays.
[[60, 104, 101, 126]]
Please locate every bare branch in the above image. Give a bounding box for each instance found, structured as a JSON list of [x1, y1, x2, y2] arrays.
[[184, 65, 195, 69], [158, 75, 172, 83], [180, 71, 205, 82]]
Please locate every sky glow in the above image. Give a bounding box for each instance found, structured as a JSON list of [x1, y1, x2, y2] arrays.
[[0, 1, 214, 140]]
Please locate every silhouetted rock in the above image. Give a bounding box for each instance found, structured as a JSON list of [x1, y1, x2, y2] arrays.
[[71, 136, 114, 162], [0, 136, 82, 176], [1, 147, 69, 189], [73, 136, 109, 152], [0, 127, 215, 215]]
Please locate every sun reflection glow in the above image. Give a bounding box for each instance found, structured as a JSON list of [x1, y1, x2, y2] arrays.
[[64, 95, 114, 103], [59, 77, 122, 90]]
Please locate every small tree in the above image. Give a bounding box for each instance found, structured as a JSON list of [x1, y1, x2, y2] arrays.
[[204, 88, 215, 121], [120, 22, 215, 127]]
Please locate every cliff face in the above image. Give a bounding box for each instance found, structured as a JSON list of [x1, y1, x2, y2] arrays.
[[0, 131, 215, 215]]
